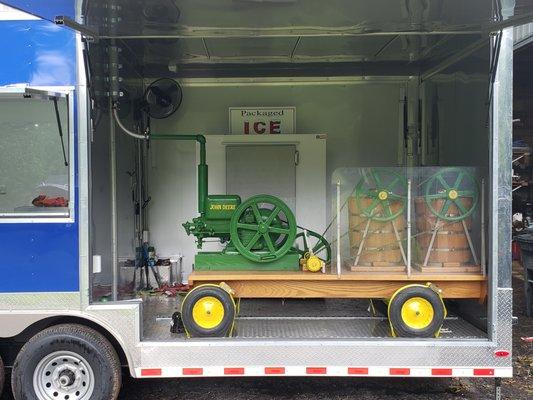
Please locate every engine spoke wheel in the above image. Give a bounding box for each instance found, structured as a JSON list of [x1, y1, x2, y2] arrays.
[[424, 167, 479, 222], [292, 230, 332, 264], [230, 195, 297, 263], [355, 169, 407, 222]]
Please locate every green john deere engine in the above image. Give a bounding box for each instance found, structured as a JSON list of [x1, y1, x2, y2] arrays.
[[181, 136, 330, 272], [183, 195, 241, 246], [184, 194, 303, 271]]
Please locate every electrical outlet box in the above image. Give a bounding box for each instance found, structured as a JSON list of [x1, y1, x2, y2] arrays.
[[0, 185, 6, 195]]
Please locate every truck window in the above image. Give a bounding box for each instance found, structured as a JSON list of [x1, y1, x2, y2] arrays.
[[0, 93, 71, 219]]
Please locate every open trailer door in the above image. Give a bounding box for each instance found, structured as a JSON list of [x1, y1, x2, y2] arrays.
[[0, 1, 75, 23], [1, 0, 533, 40]]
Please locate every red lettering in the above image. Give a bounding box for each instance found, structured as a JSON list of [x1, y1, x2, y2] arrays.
[[243, 121, 250, 135], [254, 121, 266, 134], [270, 121, 281, 134]]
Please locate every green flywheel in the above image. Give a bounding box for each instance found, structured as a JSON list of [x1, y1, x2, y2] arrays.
[[355, 169, 408, 222], [423, 167, 479, 222], [230, 195, 297, 263], [291, 230, 332, 264]]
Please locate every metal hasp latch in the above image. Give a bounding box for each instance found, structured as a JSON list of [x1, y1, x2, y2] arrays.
[[54, 16, 98, 41]]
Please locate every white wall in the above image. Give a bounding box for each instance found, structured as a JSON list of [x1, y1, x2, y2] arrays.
[[90, 75, 494, 286], [146, 139, 197, 272], [149, 79, 405, 176], [143, 80, 405, 275], [91, 79, 405, 282], [144, 80, 405, 276]]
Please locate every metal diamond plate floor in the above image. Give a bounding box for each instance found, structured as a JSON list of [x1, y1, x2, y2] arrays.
[[142, 297, 487, 341]]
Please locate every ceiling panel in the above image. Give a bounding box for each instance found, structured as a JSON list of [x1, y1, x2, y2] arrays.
[[3, 0, 532, 38], [205, 37, 296, 61], [111, 33, 487, 69], [78, 0, 533, 39], [296, 36, 396, 62]]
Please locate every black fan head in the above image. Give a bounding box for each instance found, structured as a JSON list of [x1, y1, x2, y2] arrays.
[[142, 0, 181, 24], [144, 78, 183, 119]]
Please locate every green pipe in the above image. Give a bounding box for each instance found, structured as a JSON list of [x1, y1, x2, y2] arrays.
[[197, 164, 208, 215], [149, 134, 208, 215]]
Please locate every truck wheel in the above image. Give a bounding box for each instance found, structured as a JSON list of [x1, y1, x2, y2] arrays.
[[181, 285, 236, 337], [12, 324, 121, 400], [388, 285, 446, 338]]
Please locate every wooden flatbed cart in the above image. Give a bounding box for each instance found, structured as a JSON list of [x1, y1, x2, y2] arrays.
[[180, 167, 487, 339], [188, 269, 487, 301], [184, 268, 487, 339]]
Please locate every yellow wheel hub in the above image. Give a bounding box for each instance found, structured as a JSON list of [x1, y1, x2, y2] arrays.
[[378, 191, 388, 200], [306, 255, 323, 272], [448, 189, 458, 200], [192, 296, 225, 329], [400, 297, 434, 330]]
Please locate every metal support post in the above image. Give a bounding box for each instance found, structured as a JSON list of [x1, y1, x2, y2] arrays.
[[407, 179, 412, 277], [462, 219, 479, 265], [390, 219, 407, 266], [354, 219, 371, 267], [336, 180, 342, 278], [406, 79, 421, 167], [137, 140, 144, 247], [494, 378, 502, 400], [481, 178, 486, 276], [109, 98, 118, 301], [423, 218, 441, 267]]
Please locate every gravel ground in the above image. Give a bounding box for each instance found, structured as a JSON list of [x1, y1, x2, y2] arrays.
[[2, 263, 531, 399]]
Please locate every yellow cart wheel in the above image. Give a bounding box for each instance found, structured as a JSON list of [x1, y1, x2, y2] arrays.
[[387, 284, 446, 338], [181, 284, 236, 337]]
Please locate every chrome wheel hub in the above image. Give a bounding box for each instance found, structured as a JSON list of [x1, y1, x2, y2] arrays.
[[33, 351, 95, 400]]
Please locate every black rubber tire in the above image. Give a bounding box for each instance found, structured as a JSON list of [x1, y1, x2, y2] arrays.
[[181, 285, 236, 337], [11, 324, 121, 400], [388, 286, 445, 338], [0, 354, 4, 398]]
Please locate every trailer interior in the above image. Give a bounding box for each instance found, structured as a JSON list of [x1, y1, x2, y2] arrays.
[[69, 0, 528, 342]]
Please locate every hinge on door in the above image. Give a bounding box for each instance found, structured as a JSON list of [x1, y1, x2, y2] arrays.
[[294, 150, 300, 166], [54, 15, 99, 41]]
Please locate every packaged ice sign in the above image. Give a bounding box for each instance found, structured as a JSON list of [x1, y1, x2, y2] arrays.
[[229, 107, 296, 135]]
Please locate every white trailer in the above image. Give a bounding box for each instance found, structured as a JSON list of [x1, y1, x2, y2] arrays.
[[0, 1, 532, 399]]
